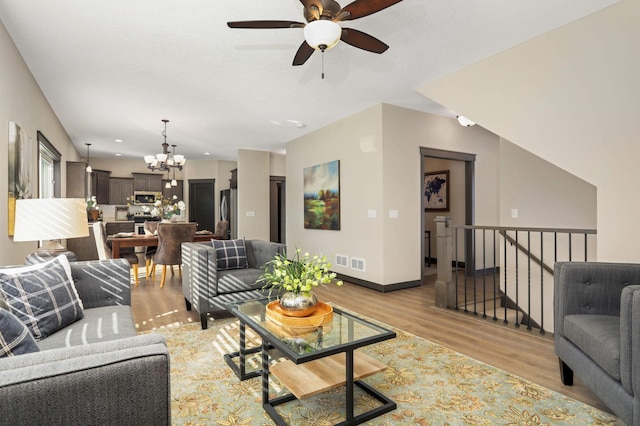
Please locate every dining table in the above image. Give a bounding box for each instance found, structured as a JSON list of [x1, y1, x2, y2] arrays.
[[107, 233, 220, 258]]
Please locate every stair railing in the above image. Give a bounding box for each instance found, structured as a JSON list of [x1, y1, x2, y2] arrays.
[[434, 218, 596, 334]]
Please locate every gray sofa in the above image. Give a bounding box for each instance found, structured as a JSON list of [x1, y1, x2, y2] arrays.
[[0, 259, 171, 426], [554, 261, 640, 426], [182, 239, 285, 329]]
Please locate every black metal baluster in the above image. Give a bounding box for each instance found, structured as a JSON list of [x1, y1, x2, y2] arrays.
[[568, 232, 572, 261], [473, 229, 477, 316], [482, 229, 487, 318], [503, 230, 508, 324], [492, 229, 497, 321], [540, 231, 545, 335], [526, 231, 532, 331], [514, 231, 520, 328]]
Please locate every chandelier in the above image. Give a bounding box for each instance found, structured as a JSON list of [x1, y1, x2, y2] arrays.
[[144, 119, 186, 172]]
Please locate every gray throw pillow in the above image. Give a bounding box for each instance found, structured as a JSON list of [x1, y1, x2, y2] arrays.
[[0, 254, 84, 340], [212, 238, 249, 270], [0, 308, 40, 357]]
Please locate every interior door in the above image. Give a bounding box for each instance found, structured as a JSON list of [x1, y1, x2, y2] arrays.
[[188, 179, 215, 232]]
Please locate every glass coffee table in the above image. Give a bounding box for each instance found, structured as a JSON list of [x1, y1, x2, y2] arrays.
[[224, 298, 397, 426]]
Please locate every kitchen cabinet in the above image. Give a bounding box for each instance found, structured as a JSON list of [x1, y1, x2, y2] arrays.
[[66, 161, 88, 199], [162, 179, 184, 201], [133, 173, 162, 192], [109, 177, 134, 205], [105, 221, 134, 235], [91, 169, 111, 204]]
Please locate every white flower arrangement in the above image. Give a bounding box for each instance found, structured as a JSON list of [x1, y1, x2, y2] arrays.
[[142, 194, 186, 220], [86, 195, 98, 210]]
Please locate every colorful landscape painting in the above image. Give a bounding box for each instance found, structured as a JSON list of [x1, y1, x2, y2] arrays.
[[303, 160, 340, 230]]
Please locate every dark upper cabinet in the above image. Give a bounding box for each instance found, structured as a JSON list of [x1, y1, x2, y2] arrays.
[[132, 173, 162, 192], [109, 177, 134, 205], [162, 180, 184, 201], [66, 161, 87, 198], [91, 169, 111, 204]]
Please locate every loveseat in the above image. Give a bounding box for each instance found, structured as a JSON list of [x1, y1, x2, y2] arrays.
[[554, 261, 640, 426], [0, 257, 171, 425], [182, 239, 285, 329]]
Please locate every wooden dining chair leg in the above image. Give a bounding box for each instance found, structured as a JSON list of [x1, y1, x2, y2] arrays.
[[145, 259, 150, 277], [149, 260, 156, 280], [132, 264, 139, 287], [178, 265, 182, 279], [160, 265, 167, 288]]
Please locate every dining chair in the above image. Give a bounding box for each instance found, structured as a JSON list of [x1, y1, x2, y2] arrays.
[[92, 221, 140, 286], [143, 220, 160, 278], [213, 220, 229, 240], [153, 222, 197, 288]]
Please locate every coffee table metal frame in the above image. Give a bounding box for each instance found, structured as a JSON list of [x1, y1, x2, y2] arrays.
[[225, 298, 397, 426]]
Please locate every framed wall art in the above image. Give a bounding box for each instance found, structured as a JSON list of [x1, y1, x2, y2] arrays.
[[8, 121, 32, 236], [303, 160, 340, 230], [424, 170, 449, 212]]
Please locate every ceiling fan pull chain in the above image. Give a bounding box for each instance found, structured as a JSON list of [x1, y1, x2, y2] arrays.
[[322, 51, 325, 79]]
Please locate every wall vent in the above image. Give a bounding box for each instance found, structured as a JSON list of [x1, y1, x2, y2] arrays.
[[336, 254, 348, 267], [351, 257, 365, 272]]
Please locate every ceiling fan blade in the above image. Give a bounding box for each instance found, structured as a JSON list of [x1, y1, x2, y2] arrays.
[[337, 0, 402, 21], [340, 28, 389, 53], [227, 20, 304, 29], [292, 41, 315, 66]]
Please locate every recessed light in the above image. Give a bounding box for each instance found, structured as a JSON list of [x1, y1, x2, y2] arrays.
[[115, 139, 123, 143], [204, 152, 211, 156], [114, 153, 122, 157], [287, 120, 305, 128]]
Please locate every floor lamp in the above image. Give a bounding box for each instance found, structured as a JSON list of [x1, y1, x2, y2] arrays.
[[13, 198, 89, 264]]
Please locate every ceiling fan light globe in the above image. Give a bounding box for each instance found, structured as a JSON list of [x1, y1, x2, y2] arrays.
[[304, 20, 341, 51]]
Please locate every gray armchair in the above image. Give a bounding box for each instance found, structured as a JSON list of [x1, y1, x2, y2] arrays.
[[554, 262, 640, 426], [182, 239, 285, 329]]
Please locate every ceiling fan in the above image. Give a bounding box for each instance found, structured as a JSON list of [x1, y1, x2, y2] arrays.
[[227, 0, 403, 67]]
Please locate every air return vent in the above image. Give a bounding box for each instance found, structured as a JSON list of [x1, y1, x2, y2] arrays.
[[351, 257, 365, 272], [336, 254, 348, 267]]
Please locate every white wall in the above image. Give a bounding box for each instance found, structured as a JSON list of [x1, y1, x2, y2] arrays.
[[0, 20, 81, 266], [237, 149, 270, 240], [287, 104, 502, 286], [419, 0, 638, 262]]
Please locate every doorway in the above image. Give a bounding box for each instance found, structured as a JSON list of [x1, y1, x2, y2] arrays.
[[270, 176, 286, 243], [420, 147, 476, 284], [188, 179, 215, 232]]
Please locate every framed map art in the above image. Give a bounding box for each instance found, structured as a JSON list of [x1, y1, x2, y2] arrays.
[[424, 170, 449, 212]]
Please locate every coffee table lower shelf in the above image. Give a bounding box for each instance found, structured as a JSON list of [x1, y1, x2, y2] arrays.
[[270, 351, 386, 400]]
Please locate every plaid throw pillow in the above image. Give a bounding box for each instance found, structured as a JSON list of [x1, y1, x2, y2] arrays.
[[0, 254, 84, 340], [212, 238, 248, 270], [0, 308, 39, 357]]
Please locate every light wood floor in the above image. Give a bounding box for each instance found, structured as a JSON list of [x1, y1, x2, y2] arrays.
[[131, 265, 611, 414]]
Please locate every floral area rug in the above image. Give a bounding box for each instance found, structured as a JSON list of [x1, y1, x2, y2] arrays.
[[144, 307, 622, 425]]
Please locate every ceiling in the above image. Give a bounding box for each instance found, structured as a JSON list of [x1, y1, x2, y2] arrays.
[[0, 0, 617, 161]]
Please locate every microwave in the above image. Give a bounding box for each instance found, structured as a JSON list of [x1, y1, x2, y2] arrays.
[[133, 191, 161, 206]]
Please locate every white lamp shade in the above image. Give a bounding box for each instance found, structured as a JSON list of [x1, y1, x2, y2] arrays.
[[156, 153, 168, 162], [304, 20, 341, 51], [85, 165, 92, 173], [13, 198, 89, 242], [173, 154, 185, 164], [171, 179, 177, 186], [144, 155, 155, 164]]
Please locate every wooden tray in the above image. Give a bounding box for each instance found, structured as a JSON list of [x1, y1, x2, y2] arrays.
[[265, 300, 333, 328]]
